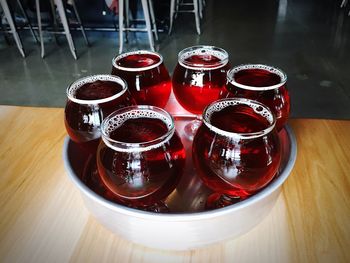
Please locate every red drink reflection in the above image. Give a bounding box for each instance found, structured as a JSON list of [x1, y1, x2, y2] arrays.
[[172, 45, 230, 114], [192, 98, 281, 208], [226, 64, 290, 131], [97, 106, 186, 210], [112, 50, 171, 108], [64, 75, 135, 153]]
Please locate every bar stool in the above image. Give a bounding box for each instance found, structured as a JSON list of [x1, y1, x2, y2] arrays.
[[118, 0, 157, 54], [169, 0, 201, 35], [35, 0, 89, 59], [0, 0, 38, 57]]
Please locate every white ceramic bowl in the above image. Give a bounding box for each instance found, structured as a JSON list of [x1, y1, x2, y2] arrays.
[[63, 120, 296, 251]]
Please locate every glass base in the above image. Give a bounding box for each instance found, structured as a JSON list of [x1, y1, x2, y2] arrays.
[[206, 193, 242, 210], [183, 118, 202, 140]]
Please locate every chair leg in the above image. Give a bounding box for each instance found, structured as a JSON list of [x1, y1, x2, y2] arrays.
[[1, 21, 11, 44], [175, 0, 180, 19], [49, 0, 60, 45], [17, 0, 39, 43], [119, 0, 124, 54], [340, 0, 348, 8], [124, 0, 129, 43], [35, 0, 45, 57], [148, 0, 158, 41], [141, 0, 154, 51], [193, 0, 200, 35], [54, 0, 77, 59], [168, 0, 175, 35], [198, 0, 203, 19], [0, 0, 25, 57], [70, 0, 89, 46]]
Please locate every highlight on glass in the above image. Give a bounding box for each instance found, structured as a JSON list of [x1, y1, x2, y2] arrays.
[[111, 50, 172, 108], [97, 105, 186, 212], [226, 64, 290, 131], [192, 98, 281, 209], [172, 45, 230, 138], [64, 74, 135, 153]]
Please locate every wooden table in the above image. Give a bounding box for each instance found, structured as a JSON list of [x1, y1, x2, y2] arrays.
[[0, 106, 349, 263]]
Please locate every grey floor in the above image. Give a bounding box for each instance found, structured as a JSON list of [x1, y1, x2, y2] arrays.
[[1, 0, 350, 119]]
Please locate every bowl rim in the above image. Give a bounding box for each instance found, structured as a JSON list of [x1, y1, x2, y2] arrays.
[[63, 125, 297, 222]]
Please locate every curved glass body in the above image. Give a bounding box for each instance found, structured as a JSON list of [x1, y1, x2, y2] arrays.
[[192, 98, 281, 206], [172, 45, 230, 114], [64, 75, 135, 153], [226, 64, 290, 131], [111, 50, 171, 108], [97, 106, 186, 209]]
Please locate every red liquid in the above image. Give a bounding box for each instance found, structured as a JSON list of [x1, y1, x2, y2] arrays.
[[97, 118, 186, 207], [112, 53, 171, 108], [75, 80, 124, 100], [184, 54, 223, 68], [192, 105, 281, 198], [172, 54, 230, 114], [235, 68, 281, 87], [226, 68, 290, 131], [64, 80, 135, 153]]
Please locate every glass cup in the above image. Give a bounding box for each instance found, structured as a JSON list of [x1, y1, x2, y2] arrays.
[[192, 98, 281, 209], [226, 64, 290, 131], [97, 105, 186, 212], [172, 45, 230, 138], [111, 50, 172, 108], [64, 74, 135, 153]]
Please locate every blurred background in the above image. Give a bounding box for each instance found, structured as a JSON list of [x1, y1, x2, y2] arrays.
[[0, 0, 349, 119]]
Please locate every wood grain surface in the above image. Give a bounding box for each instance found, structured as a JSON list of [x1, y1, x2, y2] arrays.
[[0, 106, 349, 263]]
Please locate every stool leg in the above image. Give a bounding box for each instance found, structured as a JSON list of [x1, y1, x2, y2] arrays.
[[168, 0, 175, 35], [0, 0, 25, 57], [35, 0, 45, 57], [124, 0, 129, 43], [54, 0, 77, 59], [148, 0, 158, 41], [17, 0, 39, 43], [119, 0, 124, 54], [193, 0, 200, 35], [141, 0, 154, 51], [198, 0, 203, 19], [49, 0, 60, 45], [71, 0, 89, 46], [340, 0, 348, 8], [175, 0, 180, 19], [1, 21, 11, 44]]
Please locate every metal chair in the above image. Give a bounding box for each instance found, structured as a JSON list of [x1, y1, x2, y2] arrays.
[[118, 0, 158, 54], [169, 0, 202, 35], [0, 0, 38, 57], [35, 0, 89, 59]]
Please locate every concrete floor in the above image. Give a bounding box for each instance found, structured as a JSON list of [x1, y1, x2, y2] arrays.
[[0, 0, 350, 119]]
